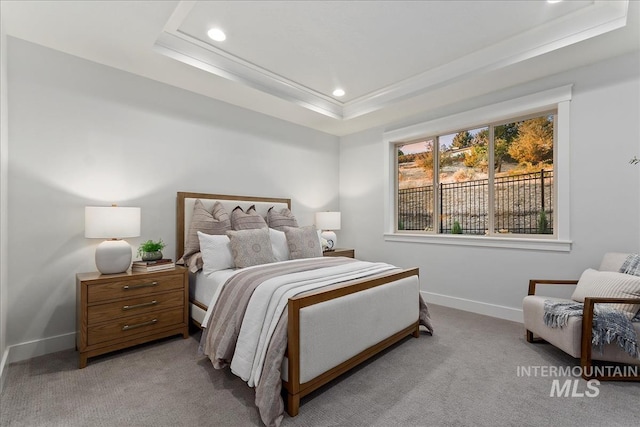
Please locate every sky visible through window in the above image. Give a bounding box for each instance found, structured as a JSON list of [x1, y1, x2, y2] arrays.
[[400, 128, 485, 154]]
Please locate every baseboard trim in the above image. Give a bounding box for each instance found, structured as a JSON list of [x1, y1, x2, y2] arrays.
[[421, 291, 523, 323], [0, 347, 8, 393], [2, 294, 521, 366], [7, 332, 76, 364]]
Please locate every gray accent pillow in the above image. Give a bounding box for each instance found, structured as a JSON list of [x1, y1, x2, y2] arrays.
[[226, 228, 275, 268], [267, 207, 298, 231], [231, 205, 268, 230], [283, 226, 322, 259], [179, 200, 230, 266]]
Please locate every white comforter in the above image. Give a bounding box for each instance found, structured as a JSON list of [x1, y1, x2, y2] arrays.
[[206, 259, 397, 387]]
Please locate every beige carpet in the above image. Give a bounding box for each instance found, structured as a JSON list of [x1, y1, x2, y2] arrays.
[[1, 304, 639, 427]]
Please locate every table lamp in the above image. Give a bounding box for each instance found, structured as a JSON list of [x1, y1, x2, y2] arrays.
[[315, 211, 341, 251], [85, 206, 141, 274]]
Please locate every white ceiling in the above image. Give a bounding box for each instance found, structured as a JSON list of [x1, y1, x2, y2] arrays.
[[2, 1, 639, 136]]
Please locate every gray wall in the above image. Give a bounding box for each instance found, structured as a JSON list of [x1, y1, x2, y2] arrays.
[[0, 3, 9, 391], [339, 52, 640, 321], [2, 37, 639, 367], [4, 38, 339, 362]]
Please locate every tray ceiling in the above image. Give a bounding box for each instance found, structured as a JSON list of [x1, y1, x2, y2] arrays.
[[155, 1, 630, 119], [2, 1, 638, 135]]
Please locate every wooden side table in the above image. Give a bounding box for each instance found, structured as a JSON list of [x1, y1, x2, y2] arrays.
[[323, 248, 355, 258], [76, 267, 188, 368]]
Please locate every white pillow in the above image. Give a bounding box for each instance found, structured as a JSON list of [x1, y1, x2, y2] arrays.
[[197, 231, 234, 274], [269, 228, 290, 262], [571, 268, 640, 319]]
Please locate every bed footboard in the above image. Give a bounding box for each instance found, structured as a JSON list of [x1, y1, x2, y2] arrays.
[[284, 268, 420, 416]]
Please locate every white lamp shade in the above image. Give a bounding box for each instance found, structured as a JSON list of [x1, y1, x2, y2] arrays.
[[85, 206, 141, 239], [315, 211, 341, 231]]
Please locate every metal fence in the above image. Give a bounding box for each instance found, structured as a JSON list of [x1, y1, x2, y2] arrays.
[[398, 169, 553, 234]]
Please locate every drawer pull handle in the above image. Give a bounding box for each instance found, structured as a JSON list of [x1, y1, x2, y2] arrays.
[[122, 319, 157, 331], [122, 300, 157, 311], [123, 281, 158, 290]]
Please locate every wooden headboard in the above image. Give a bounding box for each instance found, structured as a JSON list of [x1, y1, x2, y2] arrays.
[[176, 192, 291, 260]]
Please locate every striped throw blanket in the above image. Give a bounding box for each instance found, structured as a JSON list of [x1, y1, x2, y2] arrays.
[[620, 253, 640, 276], [201, 257, 433, 427], [543, 300, 640, 359]]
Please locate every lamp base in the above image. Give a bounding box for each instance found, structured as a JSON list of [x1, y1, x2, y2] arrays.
[[320, 230, 337, 251], [95, 239, 132, 274]]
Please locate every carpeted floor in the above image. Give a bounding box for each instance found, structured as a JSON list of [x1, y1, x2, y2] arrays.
[[1, 304, 639, 427]]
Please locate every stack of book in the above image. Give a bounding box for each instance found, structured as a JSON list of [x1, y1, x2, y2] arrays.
[[132, 259, 175, 272]]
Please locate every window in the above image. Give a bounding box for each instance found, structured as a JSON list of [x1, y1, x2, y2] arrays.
[[397, 112, 555, 236], [384, 86, 572, 251]]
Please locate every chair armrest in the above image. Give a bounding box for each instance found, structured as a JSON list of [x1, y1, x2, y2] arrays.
[[580, 296, 640, 378], [583, 297, 640, 306], [528, 279, 579, 295]]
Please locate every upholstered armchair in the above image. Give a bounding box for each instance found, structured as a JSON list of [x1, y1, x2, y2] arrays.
[[523, 253, 640, 380]]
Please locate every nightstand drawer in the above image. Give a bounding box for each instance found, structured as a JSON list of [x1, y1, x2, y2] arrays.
[[323, 248, 355, 258], [87, 290, 184, 325], [77, 267, 189, 368], [87, 307, 184, 346], [87, 272, 184, 303]]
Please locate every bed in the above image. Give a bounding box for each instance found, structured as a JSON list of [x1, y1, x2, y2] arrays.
[[176, 192, 433, 427]]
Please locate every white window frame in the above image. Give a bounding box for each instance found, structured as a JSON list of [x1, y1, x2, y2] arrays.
[[383, 85, 572, 252]]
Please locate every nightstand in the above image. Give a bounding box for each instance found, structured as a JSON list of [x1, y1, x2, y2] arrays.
[[323, 248, 355, 258], [76, 267, 189, 368]]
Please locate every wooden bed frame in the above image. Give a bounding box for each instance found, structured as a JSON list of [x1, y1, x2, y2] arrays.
[[176, 192, 421, 416]]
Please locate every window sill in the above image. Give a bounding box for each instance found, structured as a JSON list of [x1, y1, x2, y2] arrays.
[[384, 233, 572, 252]]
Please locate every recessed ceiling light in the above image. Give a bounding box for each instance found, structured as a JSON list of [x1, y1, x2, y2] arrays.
[[207, 28, 226, 42], [332, 88, 345, 97], [547, 0, 563, 3]]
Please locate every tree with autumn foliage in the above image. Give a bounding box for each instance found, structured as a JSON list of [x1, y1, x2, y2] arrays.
[[508, 116, 554, 165], [452, 130, 473, 149], [417, 141, 454, 178], [462, 126, 515, 172]]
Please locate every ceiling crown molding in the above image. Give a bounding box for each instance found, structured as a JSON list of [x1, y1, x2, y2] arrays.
[[154, 0, 629, 121]]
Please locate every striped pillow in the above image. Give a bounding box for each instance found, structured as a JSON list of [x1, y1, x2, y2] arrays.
[[571, 269, 640, 318], [179, 200, 230, 267], [267, 207, 298, 231], [231, 205, 268, 230]]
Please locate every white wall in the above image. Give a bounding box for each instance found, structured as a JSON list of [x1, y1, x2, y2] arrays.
[[0, 2, 10, 390], [5, 38, 339, 362], [339, 52, 640, 322], [4, 37, 639, 365]]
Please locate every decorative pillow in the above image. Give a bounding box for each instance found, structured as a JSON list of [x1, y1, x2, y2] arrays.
[[267, 207, 298, 231], [226, 228, 275, 268], [571, 268, 640, 319], [283, 225, 322, 259], [231, 205, 268, 230], [186, 253, 204, 273], [197, 231, 234, 274], [269, 228, 290, 262], [179, 200, 230, 265], [599, 252, 633, 272]]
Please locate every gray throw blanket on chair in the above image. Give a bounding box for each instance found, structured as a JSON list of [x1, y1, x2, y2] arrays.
[[543, 300, 640, 359], [620, 253, 640, 276]]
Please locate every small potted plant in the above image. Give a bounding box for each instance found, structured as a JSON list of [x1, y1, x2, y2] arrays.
[[137, 239, 166, 261]]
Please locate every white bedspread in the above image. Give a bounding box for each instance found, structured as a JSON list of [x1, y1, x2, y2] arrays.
[[200, 269, 241, 327], [228, 260, 397, 387]]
